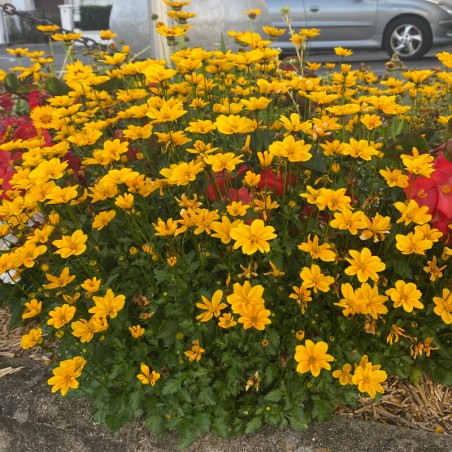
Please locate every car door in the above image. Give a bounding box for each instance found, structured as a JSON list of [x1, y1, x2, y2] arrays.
[[303, 0, 378, 43]]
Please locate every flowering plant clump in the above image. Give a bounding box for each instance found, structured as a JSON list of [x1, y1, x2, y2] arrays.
[[1, 4, 451, 446]]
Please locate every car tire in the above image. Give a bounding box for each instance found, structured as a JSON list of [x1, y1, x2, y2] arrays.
[[383, 16, 432, 60]]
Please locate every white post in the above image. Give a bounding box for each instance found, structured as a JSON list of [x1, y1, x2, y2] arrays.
[[0, 11, 8, 45], [147, 0, 170, 63], [58, 4, 75, 31]]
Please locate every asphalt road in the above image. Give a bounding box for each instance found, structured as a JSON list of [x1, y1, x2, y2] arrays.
[[1, 42, 452, 75]]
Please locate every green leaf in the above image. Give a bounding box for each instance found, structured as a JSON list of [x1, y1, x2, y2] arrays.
[[245, 416, 262, 434], [146, 414, 164, 434], [4, 73, 21, 91], [264, 388, 284, 403], [45, 77, 71, 95], [198, 387, 216, 406], [161, 378, 182, 395]]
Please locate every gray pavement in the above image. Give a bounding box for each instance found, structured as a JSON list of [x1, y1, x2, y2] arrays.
[[0, 356, 451, 452]]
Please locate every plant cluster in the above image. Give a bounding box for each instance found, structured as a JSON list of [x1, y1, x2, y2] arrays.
[[0, 2, 451, 446]]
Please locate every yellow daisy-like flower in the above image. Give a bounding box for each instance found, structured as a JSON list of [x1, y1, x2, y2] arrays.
[[385, 280, 424, 312], [20, 328, 43, 349], [352, 362, 387, 398], [22, 299, 42, 319], [334, 47, 353, 57], [196, 290, 228, 322], [52, 230, 88, 259], [344, 248, 386, 282], [137, 364, 160, 386], [230, 219, 277, 255], [299, 264, 335, 293], [294, 339, 334, 377], [332, 363, 353, 385], [433, 288, 452, 324], [129, 325, 145, 339], [298, 235, 336, 262], [89, 289, 126, 319], [47, 304, 76, 329]]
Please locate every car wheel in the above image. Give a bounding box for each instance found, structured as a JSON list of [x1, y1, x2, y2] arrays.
[[383, 16, 432, 60]]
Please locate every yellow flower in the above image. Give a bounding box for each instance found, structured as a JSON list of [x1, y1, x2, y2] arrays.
[[240, 96, 272, 111], [129, 325, 145, 339], [395, 231, 433, 255], [89, 289, 126, 319], [332, 363, 353, 385], [379, 167, 409, 188], [386, 325, 407, 345], [204, 152, 244, 172], [423, 256, 447, 281], [394, 199, 432, 226], [81, 277, 101, 293], [115, 193, 134, 210], [230, 219, 276, 255], [43, 267, 76, 289], [334, 283, 359, 317], [217, 313, 237, 329], [48, 357, 86, 396], [22, 298, 42, 319], [299, 264, 335, 293], [268, 135, 312, 163], [385, 280, 424, 312], [334, 47, 353, 57], [47, 304, 76, 329], [215, 114, 257, 134], [401, 147, 435, 177], [344, 248, 386, 283], [359, 213, 391, 243], [71, 318, 98, 343], [52, 230, 88, 258], [226, 201, 250, 217], [316, 188, 352, 212], [92, 210, 116, 230], [298, 235, 336, 262], [433, 289, 452, 324], [20, 328, 43, 349], [160, 160, 204, 185], [238, 305, 272, 330], [359, 114, 382, 130], [227, 281, 265, 315], [352, 362, 387, 398], [263, 260, 285, 278], [329, 209, 365, 235], [99, 29, 117, 40], [184, 339, 205, 362], [289, 285, 312, 314], [355, 283, 389, 319], [137, 364, 160, 386], [153, 218, 178, 236], [196, 289, 228, 322], [294, 340, 334, 377]]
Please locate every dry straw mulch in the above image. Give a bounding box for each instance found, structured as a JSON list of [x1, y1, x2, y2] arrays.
[[1, 306, 451, 436]]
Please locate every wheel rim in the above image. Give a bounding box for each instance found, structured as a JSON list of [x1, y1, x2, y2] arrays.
[[390, 24, 423, 57]]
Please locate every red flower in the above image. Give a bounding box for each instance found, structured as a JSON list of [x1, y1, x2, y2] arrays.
[[405, 152, 452, 243]]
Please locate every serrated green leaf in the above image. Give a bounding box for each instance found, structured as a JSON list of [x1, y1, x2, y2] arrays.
[[245, 416, 262, 434], [161, 378, 182, 395], [264, 388, 284, 403], [146, 414, 164, 434], [198, 387, 216, 406]]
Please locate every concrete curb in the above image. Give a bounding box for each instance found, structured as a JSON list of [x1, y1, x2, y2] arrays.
[[0, 356, 450, 452]]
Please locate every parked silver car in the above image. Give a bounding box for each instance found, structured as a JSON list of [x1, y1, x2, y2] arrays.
[[267, 0, 452, 59]]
